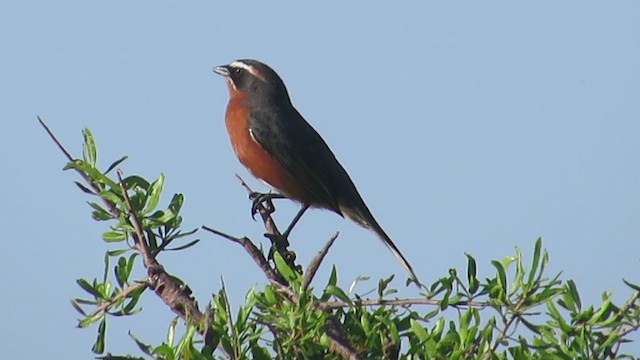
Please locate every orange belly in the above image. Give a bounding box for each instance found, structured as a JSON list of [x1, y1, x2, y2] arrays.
[[225, 95, 307, 202]]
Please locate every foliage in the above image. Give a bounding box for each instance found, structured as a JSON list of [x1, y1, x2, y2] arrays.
[[44, 123, 640, 359]]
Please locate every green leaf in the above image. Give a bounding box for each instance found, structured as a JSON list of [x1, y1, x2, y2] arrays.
[[77, 279, 103, 299], [78, 312, 103, 328], [410, 319, 429, 342], [465, 253, 478, 294], [91, 318, 106, 354], [273, 252, 299, 283], [105, 155, 128, 174], [74, 181, 95, 195], [121, 175, 150, 190], [144, 174, 165, 214], [102, 230, 127, 242], [167, 317, 178, 346], [623, 278, 640, 292], [527, 237, 542, 286], [64, 159, 118, 189], [327, 265, 338, 287], [325, 285, 353, 305], [567, 279, 581, 311], [106, 248, 129, 257], [491, 260, 507, 299], [169, 193, 184, 214], [70, 299, 88, 316], [129, 331, 154, 356], [165, 239, 200, 251], [89, 202, 113, 221], [588, 294, 612, 325], [82, 128, 97, 167], [99, 190, 122, 206]]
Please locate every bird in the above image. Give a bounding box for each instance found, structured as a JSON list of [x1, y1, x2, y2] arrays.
[[213, 59, 420, 285]]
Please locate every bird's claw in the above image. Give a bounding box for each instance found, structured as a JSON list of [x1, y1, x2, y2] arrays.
[[249, 192, 282, 219]]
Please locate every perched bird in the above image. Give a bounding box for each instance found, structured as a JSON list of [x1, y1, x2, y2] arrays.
[[213, 59, 420, 285]]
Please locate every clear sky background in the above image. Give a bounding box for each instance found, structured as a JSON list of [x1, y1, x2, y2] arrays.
[[1, 1, 639, 358]]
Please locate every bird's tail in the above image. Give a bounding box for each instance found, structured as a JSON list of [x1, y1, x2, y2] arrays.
[[340, 204, 421, 287]]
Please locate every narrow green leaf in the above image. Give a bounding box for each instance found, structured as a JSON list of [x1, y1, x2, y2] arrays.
[[169, 193, 184, 214], [107, 248, 129, 257], [144, 174, 165, 214], [328, 265, 338, 287], [165, 239, 200, 251], [76, 279, 103, 299], [273, 252, 299, 283], [70, 299, 88, 316], [491, 260, 507, 298], [78, 312, 103, 328], [567, 280, 581, 310], [121, 175, 150, 190], [325, 285, 353, 305], [588, 294, 612, 325], [129, 331, 154, 356], [91, 317, 106, 354], [167, 317, 178, 346], [82, 128, 97, 167], [102, 230, 127, 242], [64, 159, 118, 189], [105, 155, 128, 174], [99, 190, 122, 206], [115, 256, 127, 287], [623, 278, 640, 292], [89, 202, 113, 221], [527, 237, 542, 286], [74, 181, 95, 195], [410, 319, 429, 342], [465, 253, 478, 294], [125, 253, 138, 280]]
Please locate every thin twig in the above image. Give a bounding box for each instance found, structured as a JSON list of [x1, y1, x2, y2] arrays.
[[235, 174, 282, 238], [38, 117, 120, 218], [38, 116, 74, 161], [322, 297, 489, 310], [302, 232, 340, 290], [117, 170, 153, 266], [202, 225, 287, 285], [75, 280, 149, 319]]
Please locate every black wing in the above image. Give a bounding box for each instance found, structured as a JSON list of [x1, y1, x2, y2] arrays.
[[248, 106, 358, 214]]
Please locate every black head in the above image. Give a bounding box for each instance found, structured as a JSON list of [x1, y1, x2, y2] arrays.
[[213, 59, 291, 104]]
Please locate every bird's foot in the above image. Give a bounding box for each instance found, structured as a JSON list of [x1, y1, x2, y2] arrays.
[[249, 192, 285, 219]]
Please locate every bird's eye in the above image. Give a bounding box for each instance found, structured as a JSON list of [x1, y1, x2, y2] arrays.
[[234, 68, 242, 74]]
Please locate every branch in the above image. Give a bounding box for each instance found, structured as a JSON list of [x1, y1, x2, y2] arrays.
[[202, 225, 287, 286], [302, 232, 340, 290], [41, 120, 215, 349], [38, 117, 120, 218], [322, 297, 489, 310], [235, 174, 300, 272]]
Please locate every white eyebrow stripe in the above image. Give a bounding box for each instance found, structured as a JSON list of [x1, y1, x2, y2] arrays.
[[230, 61, 253, 72], [229, 61, 266, 82]]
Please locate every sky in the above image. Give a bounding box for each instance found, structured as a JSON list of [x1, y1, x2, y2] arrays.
[[1, 1, 639, 358]]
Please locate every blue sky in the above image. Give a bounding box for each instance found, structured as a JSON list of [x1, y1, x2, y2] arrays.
[[1, 1, 639, 358]]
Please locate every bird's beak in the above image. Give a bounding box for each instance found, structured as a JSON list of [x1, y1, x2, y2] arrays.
[[213, 65, 230, 77]]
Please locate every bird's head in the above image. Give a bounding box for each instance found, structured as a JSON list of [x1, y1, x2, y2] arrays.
[[213, 59, 290, 104]]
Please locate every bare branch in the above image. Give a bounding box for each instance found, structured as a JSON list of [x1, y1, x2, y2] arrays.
[[303, 232, 340, 290], [202, 225, 287, 286]]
